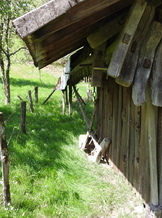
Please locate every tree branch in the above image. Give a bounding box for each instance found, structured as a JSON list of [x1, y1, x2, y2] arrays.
[[10, 47, 27, 56]]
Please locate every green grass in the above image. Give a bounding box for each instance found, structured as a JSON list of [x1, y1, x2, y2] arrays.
[[0, 63, 145, 217]]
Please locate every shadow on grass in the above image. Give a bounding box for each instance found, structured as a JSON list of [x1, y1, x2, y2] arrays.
[[10, 77, 55, 89], [1, 100, 87, 176]]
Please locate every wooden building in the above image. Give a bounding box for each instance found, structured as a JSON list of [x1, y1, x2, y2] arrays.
[[13, 0, 162, 215]]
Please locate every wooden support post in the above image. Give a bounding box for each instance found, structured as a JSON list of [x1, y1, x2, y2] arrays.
[[42, 89, 55, 105], [34, 86, 38, 103], [0, 112, 11, 207], [21, 101, 26, 134], [62, 90, 66, 114], [28, 90, 34, 113], [69, 85, 72, 116]]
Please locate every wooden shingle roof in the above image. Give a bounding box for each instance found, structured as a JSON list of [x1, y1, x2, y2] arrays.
[[13, 0, 134, 69]]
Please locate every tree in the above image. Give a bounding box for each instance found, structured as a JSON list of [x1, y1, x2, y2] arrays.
[[0, 0, 35, 104]]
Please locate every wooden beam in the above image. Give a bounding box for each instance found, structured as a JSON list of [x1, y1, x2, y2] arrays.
[[87, 11, 128, 49], [91, 42, 107, 87], [107, 0, 147, 78], [115, 5, 155, 87], [31, 0, 134, 40], [132, 21, 162, 106]]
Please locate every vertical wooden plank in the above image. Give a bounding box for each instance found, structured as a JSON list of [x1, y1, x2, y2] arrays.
[[134, 105, 141, 190], [128, 90, 136, 186], [120, 87, 131, 177], [137, 103, 150, 203], [116, 85, 122, 169], [157, 107, 162, 205], [105, 78, 113, 160], [146, 85, 158, 205], [0, 112, 11, 207], [111, 81, 119, 165]]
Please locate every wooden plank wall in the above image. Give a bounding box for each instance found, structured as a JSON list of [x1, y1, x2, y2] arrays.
[[96, 76, 160, 204]]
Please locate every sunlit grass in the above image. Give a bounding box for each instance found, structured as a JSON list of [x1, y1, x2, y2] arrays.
[[0, 63, 144, 217]]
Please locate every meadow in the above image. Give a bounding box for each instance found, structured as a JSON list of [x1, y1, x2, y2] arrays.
[[0, 62, 145, 217]]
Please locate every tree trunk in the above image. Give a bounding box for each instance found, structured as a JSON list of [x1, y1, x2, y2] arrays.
[[0, 112, 11, 207]]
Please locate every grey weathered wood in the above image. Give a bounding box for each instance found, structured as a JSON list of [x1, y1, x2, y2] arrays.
[[115, 5, 155, 87], [0, 112, 11, 208], [107, 0, 147, 78], [87, 11, 128, 49], [151, 40, 162, 106], [28, 90, 34, 113], [132, 21, 162, 106], [13, 0, 79, 38], [146, 85, 158, 205], [91, 42, 107, 87], [21, 101, 27, 134]]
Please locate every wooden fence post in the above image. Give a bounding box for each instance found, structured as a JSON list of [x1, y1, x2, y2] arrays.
[[62, 90, 66, 114], [21, 101, 26, 134], [34, 86, 38, 103], [28, 90, 34, 113], [0, 112, 11, 207], [69, 85, 72, 116]]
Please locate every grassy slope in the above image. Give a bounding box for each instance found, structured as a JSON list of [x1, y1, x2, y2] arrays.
[[0, 63, 145, 217]]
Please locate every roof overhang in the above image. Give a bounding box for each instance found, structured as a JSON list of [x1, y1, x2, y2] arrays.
[[13, 0, 134, 69]]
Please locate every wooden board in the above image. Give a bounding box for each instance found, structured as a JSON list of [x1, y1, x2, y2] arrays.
[[87, 11, 128, 49], [157, 108, 162, 205], [13, 0, 79, 38], [133, 105, 141, 190], [91, 42, 107, 87], [115, 5, 155, 87], [146, 85, 158, 205], [111, 82, 119, 166], [151, 40, 162, 106], [132, 21, 162, 106], [107, 0, 147, 78], [120, 87, 131, 177]]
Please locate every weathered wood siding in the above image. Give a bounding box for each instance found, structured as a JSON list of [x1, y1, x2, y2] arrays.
[[96, 76, 160, 204]]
